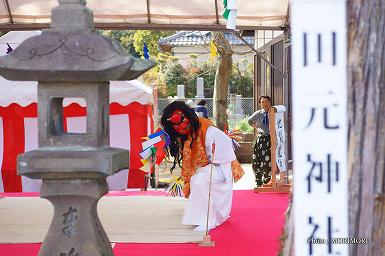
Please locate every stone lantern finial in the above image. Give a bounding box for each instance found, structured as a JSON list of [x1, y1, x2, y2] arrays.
[[51, 0, 93, 30]]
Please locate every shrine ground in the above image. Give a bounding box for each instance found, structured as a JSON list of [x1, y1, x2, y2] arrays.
[[0, 164, 289, 256]]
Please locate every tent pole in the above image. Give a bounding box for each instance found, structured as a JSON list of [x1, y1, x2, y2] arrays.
[[4, 0, 14, 25]]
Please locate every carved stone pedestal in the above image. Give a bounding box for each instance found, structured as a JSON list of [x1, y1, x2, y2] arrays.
[[39, 178, 112, 256]]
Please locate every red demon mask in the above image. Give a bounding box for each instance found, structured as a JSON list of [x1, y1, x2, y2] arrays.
[[168, 110, 191, 135]]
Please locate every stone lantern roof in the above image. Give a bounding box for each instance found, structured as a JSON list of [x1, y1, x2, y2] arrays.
[[0, 0, 155, 82]]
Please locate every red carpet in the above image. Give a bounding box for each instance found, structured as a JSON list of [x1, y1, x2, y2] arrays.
[[0, 190, 288, 256]]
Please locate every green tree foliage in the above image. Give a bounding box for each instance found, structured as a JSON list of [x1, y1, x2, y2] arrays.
[[185, 61, 217, 97], [103, 30, 173, 59], [155, 59, 253, 98], [229, 73, 253, 97], [229, 59, 253, 97], [162, 62, 186, 96], [133, 30, 173, 58], [102, 30, 140, 58]]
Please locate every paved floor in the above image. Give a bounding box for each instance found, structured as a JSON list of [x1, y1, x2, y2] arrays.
[[0, 195, 204, 243]]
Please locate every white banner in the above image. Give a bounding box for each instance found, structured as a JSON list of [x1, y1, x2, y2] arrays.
[[274, 105, 286, 172], [291, 0, 348, 255]]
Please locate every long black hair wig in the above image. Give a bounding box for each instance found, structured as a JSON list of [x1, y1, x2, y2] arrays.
[[160, 101, 200, 172]]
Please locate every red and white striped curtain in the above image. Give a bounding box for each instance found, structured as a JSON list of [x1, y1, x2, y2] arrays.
[[0, 102, 154, 192]]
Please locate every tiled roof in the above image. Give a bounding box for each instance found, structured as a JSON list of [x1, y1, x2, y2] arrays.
[[159, 31, 254, 46]]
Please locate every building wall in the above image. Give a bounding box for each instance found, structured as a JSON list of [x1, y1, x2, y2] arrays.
[[170, 30, 284, 67], [255, 30, 284, 49], [172, 45, 254, 67]]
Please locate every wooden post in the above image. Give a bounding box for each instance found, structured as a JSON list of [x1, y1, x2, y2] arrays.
[[254, 106, 290, 193]]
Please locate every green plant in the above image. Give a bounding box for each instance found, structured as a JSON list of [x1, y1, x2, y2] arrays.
[[236, 117, 253, 133], [184, 60, 217, 98], [103, 29, 173, 59], [161, 62, 186, 97], [229, 63, 253, 97], [102, 30, 140, 58], [133, 30, 173, 58]]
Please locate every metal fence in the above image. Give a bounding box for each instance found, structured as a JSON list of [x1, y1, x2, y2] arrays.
[[157, 98, 255, 118]]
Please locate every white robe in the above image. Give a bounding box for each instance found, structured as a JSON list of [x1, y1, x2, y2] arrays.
[[182, 126, 236, 231]]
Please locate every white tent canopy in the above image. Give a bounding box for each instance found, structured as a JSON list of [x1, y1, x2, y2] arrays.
[[0, 0, 288, 30], [0, 31, 153, 107], [0, 76, 154, 107]]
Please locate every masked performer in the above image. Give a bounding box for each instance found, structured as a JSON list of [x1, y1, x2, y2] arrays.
[[161, 101, 244, 231]]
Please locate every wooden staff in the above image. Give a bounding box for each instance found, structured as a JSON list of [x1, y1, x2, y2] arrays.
[[199, 141, 216, 246]]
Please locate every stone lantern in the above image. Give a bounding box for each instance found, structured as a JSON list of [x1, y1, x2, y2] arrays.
[[0, 1, 154, 255]]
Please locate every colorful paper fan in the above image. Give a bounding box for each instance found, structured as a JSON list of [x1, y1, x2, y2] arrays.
[[139, 127, 171, 172], [164, 176, 184, 197]]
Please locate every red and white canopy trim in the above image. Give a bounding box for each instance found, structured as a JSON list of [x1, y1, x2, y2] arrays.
[[0, 76, 154, 107], [0, 101, 155, 193]]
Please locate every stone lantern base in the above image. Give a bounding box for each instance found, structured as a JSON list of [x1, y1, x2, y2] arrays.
[[17, 147, 129, 256], [39, 178, 112, 256]]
